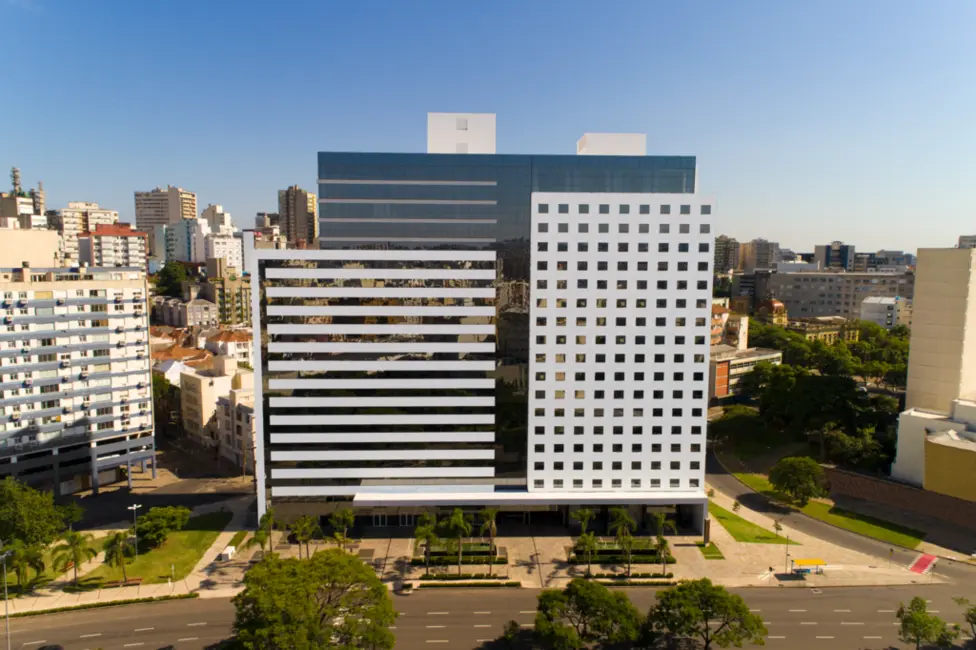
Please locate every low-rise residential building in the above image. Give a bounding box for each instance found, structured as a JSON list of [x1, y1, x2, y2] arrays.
[[180, 356, 253, 450], [709, 345, 783, 400], [767, 270, 915, 319], [216, 386, 255, 474], [200, 258, 251, 326], [78, 223, 149, 268], [786, 316, 860, 343], [200, 329, 252, 365], [153, 359, 192, 388], [860, 296, 912, 330], [152, 297, 218, 328]]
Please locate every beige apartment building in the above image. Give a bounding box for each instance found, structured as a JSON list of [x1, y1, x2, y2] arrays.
[[767, 270, 915, 319], [713, 235, 739, 273], [78, 223, 149, 268], [134, 186, 197, 255], [738, 238, 779, 272], [277, 185, 318, 247], [216, 386, 255, 474], [180, 356, 253, 449], [47, 202, 120, 266]]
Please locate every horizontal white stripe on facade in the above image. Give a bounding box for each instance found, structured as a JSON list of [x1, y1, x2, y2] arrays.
[[264, 267, 497, 281], [270, 467, 495, 479], [268, 341, 494, 354], [267, 323, 496, 335], [270, 413, 494, 426], [318, 179, 498, 186], [269, 431, 496, 444], [319, 198, 496, 206], [267, 360, 495, 372], [318, 237, 497, 243], [266, 286, 496, 299], [320, 218, 496, 225], [268, 377, 495, 390], [270, 449, 495, 461], [256, 249, 495, 262], [266, 305, 495, 317], [269, 396, 494, 408]]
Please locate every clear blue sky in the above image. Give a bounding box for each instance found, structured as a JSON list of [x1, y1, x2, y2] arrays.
[[3, 0, 974, 252]]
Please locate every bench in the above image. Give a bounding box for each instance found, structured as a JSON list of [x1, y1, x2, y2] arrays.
[[103, 580, 124, 589], [124, 577, 143, 586]]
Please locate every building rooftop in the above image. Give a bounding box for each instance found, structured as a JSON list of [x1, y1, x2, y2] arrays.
[[83, 223, 148, 238], [710, 344, 782, 362], [207, 329, 251, 343], [928, 429, 976, 452]]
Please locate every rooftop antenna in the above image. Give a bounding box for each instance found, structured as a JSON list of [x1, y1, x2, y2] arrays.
[[11, 167, 22, 195]]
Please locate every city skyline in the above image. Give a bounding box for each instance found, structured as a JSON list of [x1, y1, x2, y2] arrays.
[[2, 0, 975, 252]]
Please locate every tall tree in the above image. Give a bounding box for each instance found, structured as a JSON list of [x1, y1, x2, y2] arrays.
[[154, 262, 188, 298], [535, 579, 641, 648], [608, 508, 636, 577], [0, 477, 67, 547], [102, 532, 133, 583], [655, 536, 672, 578], [897, 596, 959, 649], [233, 550, 396, 650], [52, 531, 98, 584], [650, 511, 677, 537], [58, 502, 85, 532], [952, 597, 976, 641], [439, 508, 472, 577], [413, 512, 439, 577], [649, 578, 767, 649], [290, 515, 320, 559], [570, 508, 594, 535], [769, 456, 826, 506], [328, 508, 355, 551], [479, 507, 499, 576], [576, 532, 597, 577], [4, 539, 46, 593]]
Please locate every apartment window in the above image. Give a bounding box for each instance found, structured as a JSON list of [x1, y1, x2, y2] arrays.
[[660, 204, 671, 215], [538, 204, 549, 214]]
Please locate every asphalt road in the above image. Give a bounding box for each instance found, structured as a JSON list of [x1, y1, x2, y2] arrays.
[[9, 584, 976, 650], [705, 450, 976, 584]]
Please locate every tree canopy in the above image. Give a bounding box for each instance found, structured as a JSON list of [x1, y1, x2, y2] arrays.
[[769, 456, 826, 506], [897, 596, 959, 649], [0, 477, 71, 547], [648, 578, 767, 649], [233, 549, 396, 650], [154, 262, 188, 298], [535, 579, 642, 649]]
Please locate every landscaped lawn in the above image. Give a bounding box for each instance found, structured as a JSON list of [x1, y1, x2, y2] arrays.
[[696, 541, 725, 560], [734, 472, 925, 549], [2, 547, 59, 597], [708, 502, 789, 544], [68, 511, 232, 591]]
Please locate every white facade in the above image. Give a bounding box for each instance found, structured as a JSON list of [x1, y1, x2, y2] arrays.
[[576, 133, 647, 156], [860, 295, 910, 330], [216, 387, 256, 473], [78, 225, 149, 269], [156, 218, 241, 268], [528, 194, 711, 493], [426, 112, 496, 154], [47, 202, 119, 267], [205, 233, 244, 270], [893, 399, 976, 485], [201, 204, 235, 234]]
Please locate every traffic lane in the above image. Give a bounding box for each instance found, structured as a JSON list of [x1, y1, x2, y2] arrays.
[[705, 450, 976, 583]]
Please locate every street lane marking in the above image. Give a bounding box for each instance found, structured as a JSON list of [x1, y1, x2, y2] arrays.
[[389, 626, 396, 630], [474, 611, 491, 614], [789, 609, 807, 612], [769, 636, 786, 639], [177, 639, 199, 643], [426, 625, 446, 629], [187, 622, 208, 627], [134, 628, 154, 632], [521, 623, 535, 628], [519, 610, 535, 614], [426, 641, 448, 644], [23, 642, 46, 647], [864, 637, 882, 640], [833, 609, 851, 613], [800, 622, 817, 625], [80, 634, 103, 638], [749, 608, 761, 612], [124, 644, 145, 648], [816, 636, 834, 640], [878, 609, 895, 613], [930, 610, 940, 613], [474, 624, 492, 628], [427, 611, 449, 615], [841, 622, 865, 625]]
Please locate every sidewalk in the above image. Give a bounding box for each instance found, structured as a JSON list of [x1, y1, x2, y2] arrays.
[[7, 495, 255, 614]]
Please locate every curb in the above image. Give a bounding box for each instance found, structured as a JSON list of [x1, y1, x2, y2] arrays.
[[11, 593, 199, 618], [709, 461, 968, 566]]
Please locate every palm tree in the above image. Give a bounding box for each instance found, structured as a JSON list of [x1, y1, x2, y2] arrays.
[[479, 507, 499, 576], [243, 527, 270, 555], [102, 532, 133, 584], [5, 540, 45, 593], [414, 512, 439, 577], [577, 531, 597, 577], [617, 531, 635, 577], [655, 535, 672, 578], [440, 508, 472, 577], [290, 515, 320, 559], [609, 508, 637, 577], [650, 511, 677, 537], [51, 531, 98, 585], [570, 508, 594, 535], [329, 508, 355, 551]]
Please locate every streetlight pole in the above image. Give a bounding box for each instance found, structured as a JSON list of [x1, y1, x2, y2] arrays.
[[1, 547, 11, 650], [784, 535, 790, 574], [128, 504, 142, 558]]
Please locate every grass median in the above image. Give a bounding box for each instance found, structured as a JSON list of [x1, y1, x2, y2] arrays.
[[708, 502, 789, 544], [696, 541, 725, 559], [734, 472, 925, 549]]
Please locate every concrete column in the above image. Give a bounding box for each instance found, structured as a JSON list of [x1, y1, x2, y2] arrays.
[[126, 459, 132, 489], [140, 459, 146, 473], [151, 439, 158, 479]]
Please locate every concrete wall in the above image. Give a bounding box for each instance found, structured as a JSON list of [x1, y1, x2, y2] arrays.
[[824, 466, 976, 533]]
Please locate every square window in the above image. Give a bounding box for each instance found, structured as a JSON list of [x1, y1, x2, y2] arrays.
[[534, 479, 544, 488], [619, 204, 630, 214], [598, 223, 609, 234], [599, 204, 610, 214], [660, 204, 671, 215], [579, 204, 590, 214], [670, 479, 680, 488], [700, 224, 711, 234], [680, 205, 691, 215], [619, 223, 629, 233], [701, 205, 712, 215], [678, 243, 689, 252], [558, 204, 569, 214], [578, 224, 589, 234], [538, 204, 549, 214], [558, 223, 569, 233], [659, 243, 669, 253], [639, 204, 650, 214], [538, 223, 548, 233], [659, 224, 670, 234], [679, 223, 690, 234]]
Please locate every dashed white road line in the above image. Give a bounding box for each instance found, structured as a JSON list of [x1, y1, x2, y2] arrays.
[[134, 627, 154, 632], [123, 644, 145, 648], [800, 621, 818, 625], [187, 622, 208, 627], [878, 609, 895, 613], [427, 611, 449, 615], [930, 610, 941, 613], [80, 633, 103, 638], [789, 609, 807, 612], [425, 641, 448, 645], [833, 609, 851, 613], [474, 611, 491, 614], [425, 625, 446, 629], [816, 636, 835, 640], [768, 636, 786, 639], [521, 623, 535, 628], [22, 642, 46, 647], [519, 610, 535, 614], [474, 624, 492, 628], [177, 640, 199, 644], [864, 636, 883, 640], [841, 621, 865, 625]]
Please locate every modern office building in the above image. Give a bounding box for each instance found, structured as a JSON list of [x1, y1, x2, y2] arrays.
[[713, 235, 739, 273], [277, 185, 318, 247], [47, 202, 120, 266], [78, 223, 149, 268], [814, 241, 855, 271], [134, 186, 197, 255], [767, 269, 915, 319], [248, 115, 712, 532], [0, 260, 154, 495]]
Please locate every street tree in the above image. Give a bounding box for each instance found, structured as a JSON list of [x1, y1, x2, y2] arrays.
[[329, 508, 355, 551], [649, 578, 767, 649], [655, 536, 672, 578], [769, 456, 826, 506], [233, 549, 396, 650], [535, 578, 641, 648], [773, 520, 783, 538], [439, 508, 472, 577], [413, 512, 439, 577], [732, 500, 741, 513], [575, 531, 597, 577], [290, 515, 320, 559], [58, 502, 85, 532], [135, 506, 191, 550], [4, 539, 46, 593], [897, 596, 959, 649], [52, 531, 98, 584], [0, 477, 68, 547], [479, 507, 499, 576], [103, 531, 134, 583], [952, 597, 976, 641], [570, 508, 594, 535]]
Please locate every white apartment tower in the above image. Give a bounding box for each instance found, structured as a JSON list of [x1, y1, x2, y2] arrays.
[[47, 202, 120, 266]]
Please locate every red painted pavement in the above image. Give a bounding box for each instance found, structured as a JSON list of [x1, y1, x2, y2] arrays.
[[909, 553, 937, 574]]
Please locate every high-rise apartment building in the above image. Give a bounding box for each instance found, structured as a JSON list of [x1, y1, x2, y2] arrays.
[[277, 186, 318, 247], [134, 186, 197, 254], [78, 223, 149, 268], [713, 235, 739, 273], [46, 202, 120, 266], [738, 238, 779, 272], [154, 218, 243, 270], [767, 270, 915, 319], [0, 255, 153, 495], [248, 114, 710, 532], [201, 204, 235, 234], [814, 241, 855, 271]]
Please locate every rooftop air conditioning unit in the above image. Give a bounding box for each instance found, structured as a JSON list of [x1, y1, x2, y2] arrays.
[[3, 316, 12, 324], [59, 360, 70, 368], [23, 378, 32, 387], [56, 298, 65, 306], [114, 296, 124, 303], [79, 370, 89, 379]]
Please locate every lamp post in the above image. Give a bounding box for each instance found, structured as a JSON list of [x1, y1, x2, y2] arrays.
[[1, 545, 11, 650], [128, 504, 142, 557]]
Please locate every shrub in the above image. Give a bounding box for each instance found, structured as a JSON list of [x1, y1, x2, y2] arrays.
[[135, 506, 192, 550], [418, 573, 510, 581], [410, 556, 507, 566], [417, 581, 521, 589]]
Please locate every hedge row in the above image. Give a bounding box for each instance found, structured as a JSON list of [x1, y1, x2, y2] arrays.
[[419, 573, 510, 581], [411, 556, 508, 566], [568, 555, 676, 565], [414, 582, 521, 589], [11, 593, 199, 618], [591, 572, 673, 579], [594, 580, 676, 587]]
